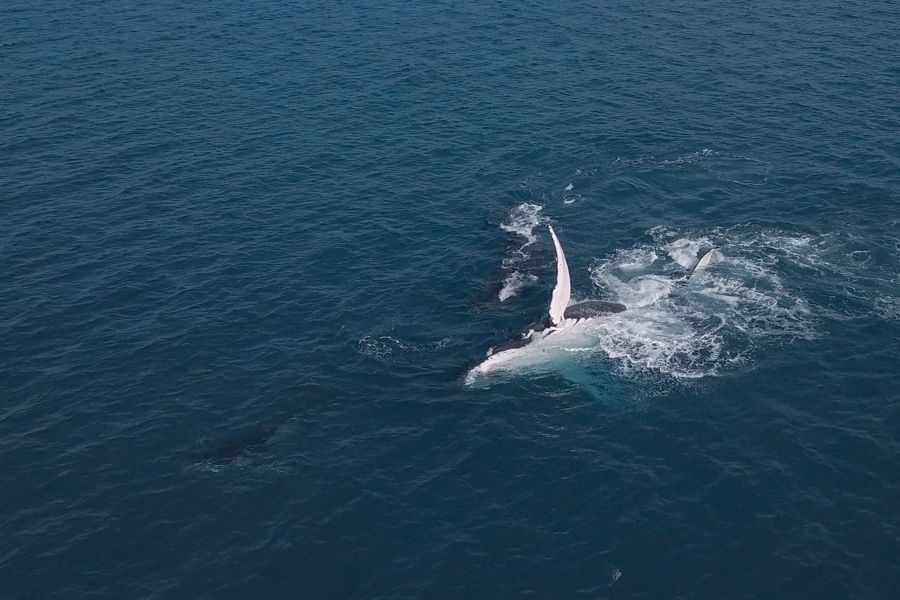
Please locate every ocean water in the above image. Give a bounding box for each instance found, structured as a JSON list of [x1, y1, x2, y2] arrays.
[[2, 0, 900, 597]]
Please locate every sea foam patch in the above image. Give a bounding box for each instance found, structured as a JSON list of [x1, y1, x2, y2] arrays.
[[585, 227, 826, 378], [496, 203, 545, 302]]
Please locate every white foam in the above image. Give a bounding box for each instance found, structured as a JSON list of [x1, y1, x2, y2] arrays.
[[564, 183, 574, 191], [584, 227, 839, 378], [496, 203, 544, 300], [498, 271, 537, 302], [664, 237, 712, 270], [590, 255, 674, 307], [499, 203, 543, 246], [616, 249, 658, 271], [874, 296, 900, 321], [584, 308, 726, 379]]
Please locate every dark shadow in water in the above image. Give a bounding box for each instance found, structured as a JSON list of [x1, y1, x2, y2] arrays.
[[472, 240, 554, 308], [191, 384, 331, 470], [194, 422, 282, 468]]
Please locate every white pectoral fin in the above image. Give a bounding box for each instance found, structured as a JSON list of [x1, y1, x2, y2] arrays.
[[548, 225, 572, 326], [693, 248, 721, 276]]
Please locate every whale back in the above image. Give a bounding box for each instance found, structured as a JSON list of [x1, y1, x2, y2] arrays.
[[563, 300, 627, 319]]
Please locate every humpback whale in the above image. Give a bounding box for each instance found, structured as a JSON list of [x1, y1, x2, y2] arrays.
[[192, 417, 294, 470], [465, 226, 723, 383], [195, 423, 278, 466], [466, 225, 627, 380]]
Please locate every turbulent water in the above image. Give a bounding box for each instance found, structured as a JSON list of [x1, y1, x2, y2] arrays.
[[3, 0, 900, 598]]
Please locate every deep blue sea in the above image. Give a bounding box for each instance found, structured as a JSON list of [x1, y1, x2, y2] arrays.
[[3, 0, 900, 597]]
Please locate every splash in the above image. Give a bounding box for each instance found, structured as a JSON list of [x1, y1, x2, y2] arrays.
[[499, 203, 543, 246], [586, 227, 823, 378], [663, 237, 713, 270]]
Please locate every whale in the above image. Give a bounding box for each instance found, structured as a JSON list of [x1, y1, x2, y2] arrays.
[[464, 226, 723, 385], [191, 413, 296, 470], [193, 422, 280, 468], [466, 225, 627, 382]]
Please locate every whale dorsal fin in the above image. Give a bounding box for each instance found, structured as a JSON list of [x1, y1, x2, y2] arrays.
[[548, 225, 571, 325]]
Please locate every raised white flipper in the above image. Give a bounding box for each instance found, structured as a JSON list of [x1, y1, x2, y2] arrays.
[[548, 225, 571, 326]]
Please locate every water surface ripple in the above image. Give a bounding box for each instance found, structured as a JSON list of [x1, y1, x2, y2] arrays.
[[2, 0, 899, 598]]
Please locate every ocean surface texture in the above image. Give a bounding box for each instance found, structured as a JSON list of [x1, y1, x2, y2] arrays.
[[3, 1, 900, 598]]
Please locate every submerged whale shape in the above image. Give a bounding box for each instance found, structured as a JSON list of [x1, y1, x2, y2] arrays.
[[199, 424, 275, 462], [193, 420, 288, 469]]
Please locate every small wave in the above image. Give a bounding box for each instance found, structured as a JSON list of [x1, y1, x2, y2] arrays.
[[355, 334, 450, 364], [707, 154, 770, 186], [613, 149, 770, 186], [658, 147, 716, 166], [613, 148, 714, 168], [874, 296, 900, 321]]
